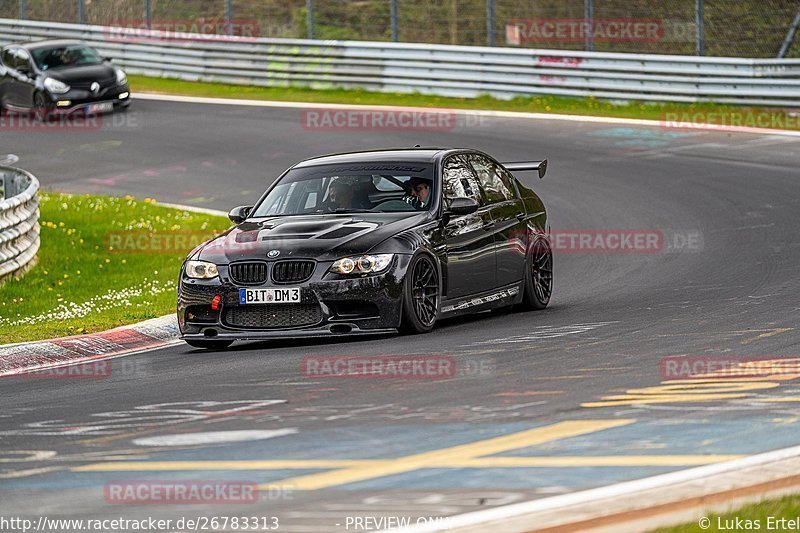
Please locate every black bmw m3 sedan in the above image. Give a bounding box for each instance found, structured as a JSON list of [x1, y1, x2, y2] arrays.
[[178, 148, 553, 349]]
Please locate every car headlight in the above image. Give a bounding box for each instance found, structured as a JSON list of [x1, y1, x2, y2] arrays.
[[114, 67, 127, 85], [43, 77, 70, 94], [185, 260, 219, 279], [330, 254, 394, 275]]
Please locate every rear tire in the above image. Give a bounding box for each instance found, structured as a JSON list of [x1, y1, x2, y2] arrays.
[[400, 253, 440, 334], [518, 236, 553, 310], [185, 339, 233, 350]]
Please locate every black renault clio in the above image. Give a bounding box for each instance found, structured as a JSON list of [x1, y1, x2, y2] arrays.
[[178, 148, 553, 349], [0, 40, 130, 116]]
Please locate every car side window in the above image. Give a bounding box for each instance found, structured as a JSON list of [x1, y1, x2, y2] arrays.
[[13, 48, 32, 71], [469, 154, 514, 203], [0, 48, 14, 68], [443, 155, 484, 206], [494, 165, 520, 199]]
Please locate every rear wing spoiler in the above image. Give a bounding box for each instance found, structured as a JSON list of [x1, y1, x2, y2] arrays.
[[501, 159, 548, 179]]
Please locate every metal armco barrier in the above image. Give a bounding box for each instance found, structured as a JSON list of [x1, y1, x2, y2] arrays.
[[0, 166, 40, 282], [1, 18, 799, 105]]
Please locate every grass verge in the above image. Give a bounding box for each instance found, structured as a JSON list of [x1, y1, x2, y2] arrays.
[[651, 493, 800, 532], [0, 193, 230, 344], [130, 75, 800, 131]]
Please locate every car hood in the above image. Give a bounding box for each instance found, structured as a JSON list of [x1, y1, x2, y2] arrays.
[[44, 63, 115, 83], [196, 212, 430, 264]]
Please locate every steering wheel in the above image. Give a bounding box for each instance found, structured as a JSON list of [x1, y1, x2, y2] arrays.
[[371, 198, 418, 211]]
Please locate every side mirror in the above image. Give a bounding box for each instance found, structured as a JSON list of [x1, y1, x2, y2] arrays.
[[446, 197, 479, 217], [228, 205, 252, 224], [104, 56, 113, 62]]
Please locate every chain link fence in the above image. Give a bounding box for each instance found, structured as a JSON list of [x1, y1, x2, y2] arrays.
[[1, 0, 799, 57]]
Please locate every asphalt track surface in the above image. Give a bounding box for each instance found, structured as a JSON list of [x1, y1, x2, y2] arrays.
[[1, 99, 800, 531]]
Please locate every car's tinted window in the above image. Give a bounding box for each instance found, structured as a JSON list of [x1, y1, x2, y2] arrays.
[[469, 154, 515, 203], [251, 162, 435, 216], [32, 44, 103, 70], [443, 154, 484, 206]]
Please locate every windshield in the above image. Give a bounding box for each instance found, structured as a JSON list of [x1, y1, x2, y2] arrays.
[[32, 44, 103, 70], [251, 162, 436, 217]]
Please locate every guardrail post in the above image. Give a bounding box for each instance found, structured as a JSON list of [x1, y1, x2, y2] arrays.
[[225, 0, 234, 35], [778, 7, 800, 58], [584, 0, 593, 51], [144, 0, 151, 28], [306, 0, 315, 39], [18, 0, 26, 20], [695, 0, 705, 56], [77, 0, 85, 24], [486, 0, 495, 47], [391, 0, 399, 42]]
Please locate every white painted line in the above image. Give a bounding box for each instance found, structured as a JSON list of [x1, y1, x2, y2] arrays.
[[134, 92, 800, 138], [133, 428, 298, 446], [157, 201, 228, 218], [384, 443, 800, 532]]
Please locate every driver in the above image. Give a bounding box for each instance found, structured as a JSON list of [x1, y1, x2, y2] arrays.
[[326, 179, 356, 209], [58, 48, 77, 66], [402, 177, 432, 209]]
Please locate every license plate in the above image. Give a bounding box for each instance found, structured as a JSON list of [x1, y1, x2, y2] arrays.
[[86, 102, 113, 114], [239, 287, 301, 304]]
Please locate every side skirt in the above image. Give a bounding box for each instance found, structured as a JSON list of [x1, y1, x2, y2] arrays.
[[439, 282, 524, 318]]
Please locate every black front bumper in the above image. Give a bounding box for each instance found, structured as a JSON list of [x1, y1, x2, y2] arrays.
[[46, 83, 131, 114], [177, 256, 411, 341]]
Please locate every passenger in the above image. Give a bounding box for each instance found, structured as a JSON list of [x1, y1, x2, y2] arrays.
[[403, 177, 433, 209]]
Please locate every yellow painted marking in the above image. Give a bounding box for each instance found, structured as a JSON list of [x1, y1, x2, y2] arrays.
[[260, 419, 633, 490], [72, 420, 634, 490], [624, 382, 779, 394], [583, 394, 751, 407], [584, 381, 780, 407], [740, 328, 793, 345]]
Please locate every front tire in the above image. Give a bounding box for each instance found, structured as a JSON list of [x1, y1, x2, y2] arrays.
[[33, 92, 52, 120], [518, 236, 553, 310], [400, 253, 440, 334], [185, 339, 233, 350]]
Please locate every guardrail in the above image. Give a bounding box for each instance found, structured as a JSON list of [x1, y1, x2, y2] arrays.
[[1, 18, 799, 106], [0, 166, 40, 282]]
